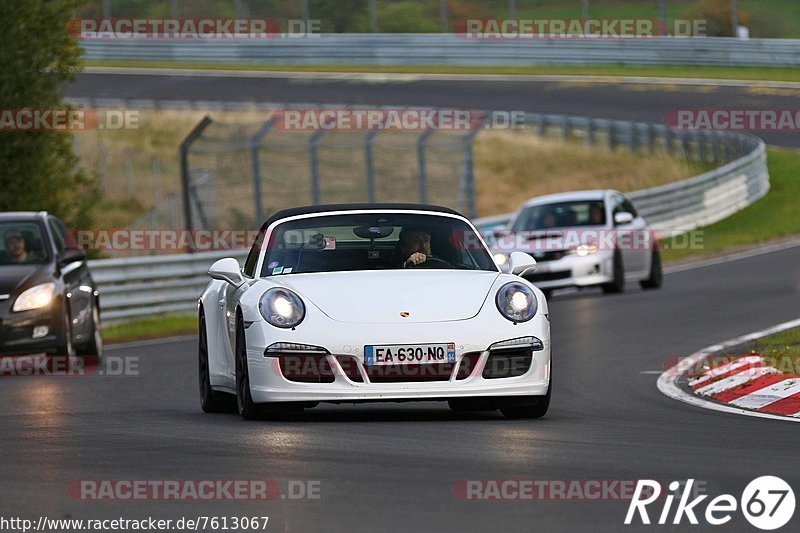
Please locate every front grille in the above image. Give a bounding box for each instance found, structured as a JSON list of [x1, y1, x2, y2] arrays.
[[524, 270, 571, 282], [482, 347, 533, 379], [532, 250, 567, 262], [364, 363, 454, 383], [456, 352, 482, 380], [335, 355, 364, 382], [278, 354, 335, 383]]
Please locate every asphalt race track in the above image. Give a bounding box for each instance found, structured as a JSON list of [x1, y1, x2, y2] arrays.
[[2, 245, 799, 531], [66, 71, 800, 148], [5, 71, 793, 531]]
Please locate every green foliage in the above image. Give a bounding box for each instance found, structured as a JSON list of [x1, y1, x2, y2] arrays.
[[0, 0, 97, 230]]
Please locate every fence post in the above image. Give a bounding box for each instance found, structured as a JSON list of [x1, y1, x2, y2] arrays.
[[179, 116, 213, 245], [459, 123, 485, 219], [562, 116, 571, 141], [251, 120, 274, 225], [309, 129, 326, 205], [365, 128, 380, 203], [417, 128, 435, 204], [697, 131, 707, 162], [586, 117, 596, 146], [608, 121, 617, 150], [629, 122, 638, 152]]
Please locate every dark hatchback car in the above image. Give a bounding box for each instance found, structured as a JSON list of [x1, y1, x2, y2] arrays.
[[0, 212, 102, 360]]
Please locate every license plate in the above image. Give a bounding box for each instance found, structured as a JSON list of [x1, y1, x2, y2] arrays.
[[364, 343, 456, 366]]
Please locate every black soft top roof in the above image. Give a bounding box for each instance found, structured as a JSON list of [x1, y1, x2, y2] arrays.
[[259, 203, 464, 232]]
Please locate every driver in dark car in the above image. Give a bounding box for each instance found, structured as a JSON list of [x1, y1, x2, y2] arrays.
[[394, 226, 433, 268], [3, 230, 29, 264]]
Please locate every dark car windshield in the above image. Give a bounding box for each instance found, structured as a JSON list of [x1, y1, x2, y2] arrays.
[[260, 213, 496, 277], [512, 200, 607, 230], [0, 222, 49, 266]]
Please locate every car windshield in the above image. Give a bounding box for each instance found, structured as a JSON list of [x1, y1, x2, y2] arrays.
[[260, 212, 496, 277], [512, 200, 607, 230], [0, 222, 49, 266]]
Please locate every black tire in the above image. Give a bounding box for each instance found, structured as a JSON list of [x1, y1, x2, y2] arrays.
[[448, 399, 497, 412], [500, 383, 551, 419], [46, 300, 74, 371], [199, 311, 235, 413], [235, 315, 263, 420], [75, 301, 102, 364], [601, 250, 625, 294], [640, 249, 663, 290]]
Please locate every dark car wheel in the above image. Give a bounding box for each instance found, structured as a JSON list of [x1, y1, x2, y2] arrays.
[[235, 316, 263, 420], [75, 302, 102, 363], [199, 311, 235, 413], [601, 250, 625, 294], [46, 302, 74, 370], [640, 249, 663, 290], [500, 382, 552, 419]]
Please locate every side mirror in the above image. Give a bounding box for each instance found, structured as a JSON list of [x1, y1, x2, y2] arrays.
[[614, 212, 634, 225], [508, 251, 537, 276], [208, 258, 244, 287], [59, 248, 86, 267]]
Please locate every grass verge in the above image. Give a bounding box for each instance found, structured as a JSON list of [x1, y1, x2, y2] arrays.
[[661, 148, 800, 263], [84, 60, 800, 84], [103, 314, 196, 344]]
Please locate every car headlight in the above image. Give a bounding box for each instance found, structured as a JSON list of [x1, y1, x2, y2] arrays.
[[575, 243, 598, 257], [13, 282, 56, 312], [259, 288, 305, 328], [493, 253, 508, 266], [495, 282, 537, 323]]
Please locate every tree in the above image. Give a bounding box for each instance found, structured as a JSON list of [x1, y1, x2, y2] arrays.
[[0, 0, 97, 230]]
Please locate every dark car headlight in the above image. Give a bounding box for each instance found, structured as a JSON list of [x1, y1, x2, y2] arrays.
[[495, 282, 537, 323], [259, 288, 305, 328], [12, 282, 56, 312]]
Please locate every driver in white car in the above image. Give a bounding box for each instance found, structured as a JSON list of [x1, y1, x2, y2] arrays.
[[394, 226, 433, 268]]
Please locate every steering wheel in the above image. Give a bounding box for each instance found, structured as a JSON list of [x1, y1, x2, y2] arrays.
[[408, 256, 453, 269]]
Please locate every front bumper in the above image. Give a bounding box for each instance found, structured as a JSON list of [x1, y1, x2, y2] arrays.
[[244, 315, 551, 404], [0, 304, 62, 356], [522, 252, 614, 290]]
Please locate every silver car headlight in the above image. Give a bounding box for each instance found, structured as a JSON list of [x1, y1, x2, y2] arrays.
[[13, 282, 56, 312], [495, 282, 537, 323], [259, 288, 305, 328]]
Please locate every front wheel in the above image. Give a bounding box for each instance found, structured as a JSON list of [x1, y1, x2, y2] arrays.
[[601, 250, 625, 294], [500, 383, 551, 419], [640, 249, 663, 290], [235, 316, 262, 420], [75, 302, 103, 364], [199, 312, 235, 413]]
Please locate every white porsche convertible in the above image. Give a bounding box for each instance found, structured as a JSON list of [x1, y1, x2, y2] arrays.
[[198, 204, 551, 420]]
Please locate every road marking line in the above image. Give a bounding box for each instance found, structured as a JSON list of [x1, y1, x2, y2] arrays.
[[657, 317, 800, 423], [730, 378, 800, 410], [694, 367, 778, 396]]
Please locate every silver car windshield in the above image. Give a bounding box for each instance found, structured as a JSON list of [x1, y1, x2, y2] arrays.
[[512, 200, 607, 230]]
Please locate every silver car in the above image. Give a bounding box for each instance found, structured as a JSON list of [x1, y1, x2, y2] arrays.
[[491, 190, 662, 296]]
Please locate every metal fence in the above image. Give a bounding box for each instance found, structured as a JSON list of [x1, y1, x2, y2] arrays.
[[94, 109, 769, 323], [181, 105, 481, 231], [81, 36, 800, 68]]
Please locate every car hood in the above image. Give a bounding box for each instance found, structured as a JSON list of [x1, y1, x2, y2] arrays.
[[0, 263, 49, 296], [279, 270, 500, 323]]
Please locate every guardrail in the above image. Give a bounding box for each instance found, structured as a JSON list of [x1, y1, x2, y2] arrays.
[[473, 114, 769, 232], [91, 111, 768, 323], [81, 35, 800, 68]]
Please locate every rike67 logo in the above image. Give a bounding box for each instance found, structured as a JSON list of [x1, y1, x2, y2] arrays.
[[625, 477, 795, 530]]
